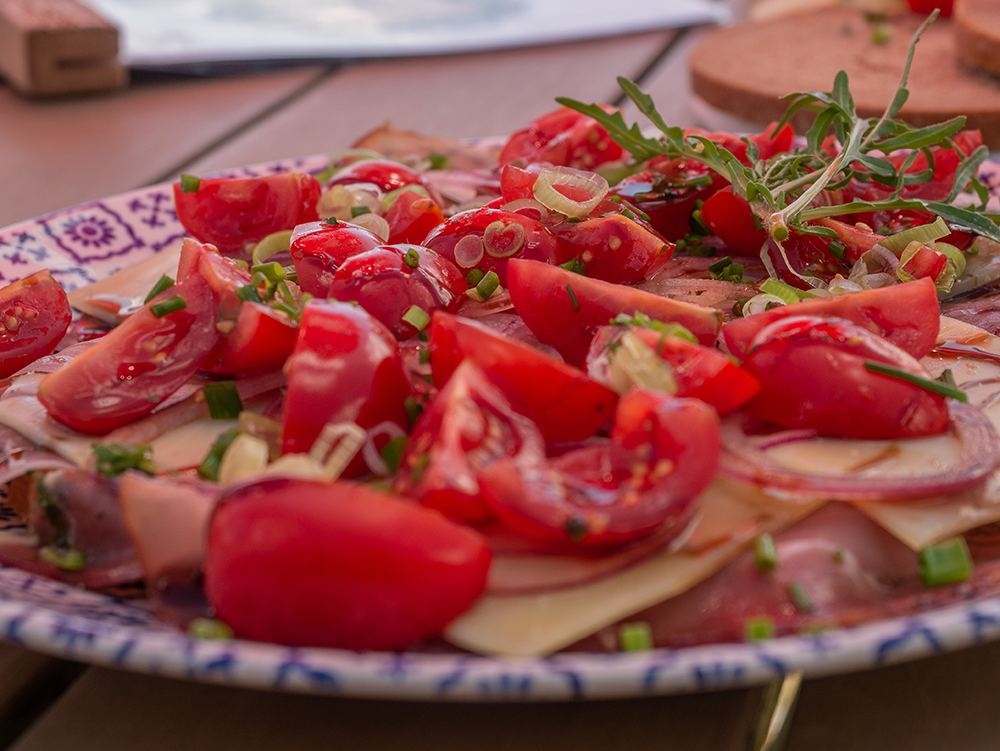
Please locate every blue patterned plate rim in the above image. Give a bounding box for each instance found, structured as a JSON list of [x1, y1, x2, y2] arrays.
[[2, 154, 1000, 702]]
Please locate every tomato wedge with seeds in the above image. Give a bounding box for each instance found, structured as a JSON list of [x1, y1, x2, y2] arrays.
[[0, 270, 72, 379], [38, 274, 219, 434], [204, 477, 491, 651], [508, 258, 722, 368], [202, 302, 297, 375], [479, 388, 720, 547], [429, 311, 617, 444], [396, 361, 545, 523], [552, 212, 673, 285]]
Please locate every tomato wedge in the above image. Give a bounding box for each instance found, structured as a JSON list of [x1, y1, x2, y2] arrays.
[[0, 270, 72, 379], [38, 274, 219, 434], [174, 173, 321, 256], [429, 311, 617, 444], [204, 477, 491, 651], [480, 388, 720, 547], [396, 361, 546, 522], [508, 258, 723, 368]]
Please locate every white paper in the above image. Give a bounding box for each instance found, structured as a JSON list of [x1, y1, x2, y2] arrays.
[[88, 0, 729, 67]]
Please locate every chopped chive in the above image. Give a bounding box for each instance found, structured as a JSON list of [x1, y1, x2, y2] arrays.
[[39, 546, 86, 571], [609, 195, 623, 204], [466, 268, 485, 287], [404, 396, 423, 427], [150, 296, 187, 318], [179, 174, 201, 193], [418, 346, 431, 365], [753, 533, 778, 572], [93, 442, 157, 477], [787, 581, 815, 613], [559, 257, 586, 275], [188, 617, 234, 640], [564, 515, 588, 542], [566, 216, 582, 224], [566, 284, 580, 312], [144, 274, 175, 303], [351, 205, 372, 218], [708, 256, 733, 274], [828, 240, 846, 260], [251, 262, 287, 282], [324, 216, 341, 226], [745, 617, 775, 641], [381, 435, 409, 473], [475, 270, 501, 300], [864, 361, 968, 402], [402, 305, 431, 332], [198, 427, 241, 481], [618, 622, 653, 652], [919, 536, 973, 587], [236, 284, 262, 303], [203, 381, 244, 420], [403, 248, 421, 269]]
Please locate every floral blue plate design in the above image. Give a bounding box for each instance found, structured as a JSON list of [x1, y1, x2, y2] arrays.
[[3, 155, 1000, 701]]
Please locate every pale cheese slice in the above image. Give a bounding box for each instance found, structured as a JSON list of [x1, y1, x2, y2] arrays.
[[67, 240, 184, 324], [0, 382, 94, 466], [850, 316, 1000, 550], [444, 478, 823, 658]]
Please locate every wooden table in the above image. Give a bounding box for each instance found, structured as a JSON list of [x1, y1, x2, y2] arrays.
[[3, 22, 1000, 751]]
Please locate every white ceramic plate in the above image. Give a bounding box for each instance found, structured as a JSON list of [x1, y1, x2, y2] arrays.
[[4, 155, 1000, 701]]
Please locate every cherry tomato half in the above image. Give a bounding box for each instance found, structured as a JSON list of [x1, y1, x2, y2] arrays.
[[742, 316, 950, 439], [174, 173, 320, 256], [396, 361, 546, 523], [289, 220, 385, 298], [498, 106, 624, 170], [204, 477, 491, 651], [479, 388, 720, 547], [552, 213, 673, 284], [0, 270, 72, 379]]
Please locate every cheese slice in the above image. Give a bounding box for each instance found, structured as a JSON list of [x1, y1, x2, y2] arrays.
[[0, 381, 94, 466], [444, 478, 823, 658]]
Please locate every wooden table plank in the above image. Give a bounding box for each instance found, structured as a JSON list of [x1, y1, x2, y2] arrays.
[[180, 31, 677, 176], [0, 66, 329, 228], [7, 666, 757, 751], [0, 643, 83, 749]]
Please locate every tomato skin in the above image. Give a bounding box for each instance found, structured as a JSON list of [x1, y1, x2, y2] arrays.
[[173, 173, 321, 256], [429, 311, 618, 444], [742, 316, 949, 440], [204, 477, 491, 651], [553, 213, 673, 284], [325, 159, 430, 196], [281, 300, 410, 474], [0, 270, 72, 379], [326, 245, 466, 340], [587, 326, 761, 415], [289, 221, 385, 298], [906, 2, 953, 19], [422, 207, 568, 287], [699, 187, 767, 255], [202, 302, 297, 375], [396, 361, 546, 522], [178, 238, 252, 319], [499, 163, 542, 202], [498, 106, 624, 170], [722, 277, 940, 360], [479, 388, 720, 547], [507, 258, 723, 368], [384, 190, 445, 245], [38, 274, 219, 434]]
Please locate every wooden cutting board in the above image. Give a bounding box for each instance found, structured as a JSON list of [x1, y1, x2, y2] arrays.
[[689, 7, 1000, 148]]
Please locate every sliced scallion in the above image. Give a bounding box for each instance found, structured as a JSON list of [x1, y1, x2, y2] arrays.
[[198, 427, 241, 481], [403, 248, 421, 269], [566, 284, 580, 312], [559, 257, 586, 275], [745, 617, 775, 641], [39, 546, 87, 571], [188, 618, 234, 640], [179, 174, 201, 193], [203, 381, 244, 420], [236, 284, 262, 304], [144, 275, 175, 304], [754, 533, 778, 572], [473, 270, 500, 301], [351, 205, 372, 218], [787, 581, 815, 613], [251, 262, 287, 282], [402, 305, 431, 332], [380, 435, 409, 474], [466, 268, 485, 287], [919, 536, 973, 587], [150, 296, 186, 318], [759, 278, 804, 306], [864, 360, 968, 402], [618, 621, 653, 652], [93, 442, 157, 478]]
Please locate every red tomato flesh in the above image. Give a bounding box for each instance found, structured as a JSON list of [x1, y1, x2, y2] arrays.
[[0, 270, 72, 379], [289, 220, 385, 298], [508, 258, 722, 368], [204, 477, 491, 651]]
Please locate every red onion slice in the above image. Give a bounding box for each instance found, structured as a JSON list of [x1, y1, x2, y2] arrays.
[[718, 402, 1000, 501]]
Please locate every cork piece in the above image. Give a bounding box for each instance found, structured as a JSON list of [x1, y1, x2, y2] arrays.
[[955, 0, 1000, 78], [689, 8, 1000, 149], [0, 0, 127, 96]]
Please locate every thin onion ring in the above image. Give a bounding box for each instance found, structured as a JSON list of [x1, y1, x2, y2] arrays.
[[717, 402, 1000, 501]]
